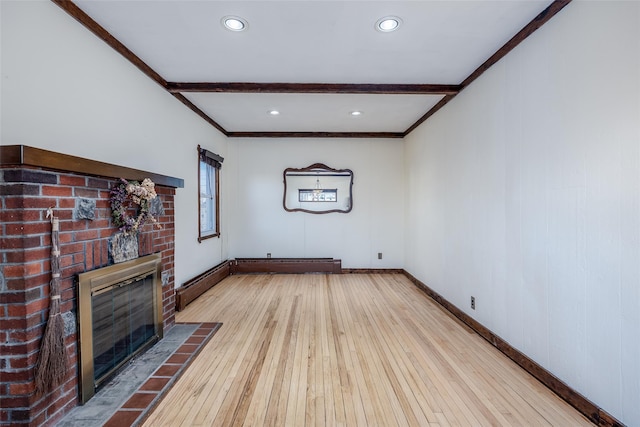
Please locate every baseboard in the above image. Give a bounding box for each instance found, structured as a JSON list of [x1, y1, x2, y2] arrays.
[[342, 268, 404, 274], [402, 270, 624, 427], [230, 258, 342, 274], [175, 260, 231, 311]]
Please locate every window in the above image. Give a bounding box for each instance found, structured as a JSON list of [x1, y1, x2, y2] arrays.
[[198, 145, 223, 242]]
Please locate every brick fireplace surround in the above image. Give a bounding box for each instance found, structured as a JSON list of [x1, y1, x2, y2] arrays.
[[0, 146, 184, 426]]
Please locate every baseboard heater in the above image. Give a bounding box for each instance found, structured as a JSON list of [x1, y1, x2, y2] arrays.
[[175, 260, 231, 311], [175, 258, 342, 311], [230, 258, 342, 275]]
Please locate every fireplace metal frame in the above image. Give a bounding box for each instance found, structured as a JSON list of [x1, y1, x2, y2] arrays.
[[77, 253, 163, 404]]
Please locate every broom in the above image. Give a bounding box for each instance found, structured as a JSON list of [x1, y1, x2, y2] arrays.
[[34, 208, 67, 395]]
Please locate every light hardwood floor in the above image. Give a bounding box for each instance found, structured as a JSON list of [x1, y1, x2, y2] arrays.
[[144, 273, 592, 426]]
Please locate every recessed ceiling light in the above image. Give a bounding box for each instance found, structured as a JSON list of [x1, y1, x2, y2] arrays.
[[268, 110, 280, 116], [375, 16, 402, 32], [222, 16, 248, 32], [350, 111, 363, 116]]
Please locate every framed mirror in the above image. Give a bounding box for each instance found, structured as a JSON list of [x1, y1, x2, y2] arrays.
[[283, 163, 353, 214]]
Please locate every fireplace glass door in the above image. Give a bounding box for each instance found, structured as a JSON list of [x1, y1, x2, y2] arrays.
[[92, 273, 156, 383]]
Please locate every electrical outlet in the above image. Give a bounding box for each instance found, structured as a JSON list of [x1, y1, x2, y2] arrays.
[[267, 253, 271, 258], [378, 252, 383, 260], [471, 296, 476, 310]]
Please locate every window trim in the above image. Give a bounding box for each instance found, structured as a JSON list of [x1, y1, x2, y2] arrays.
[[198, 145, 223, 242]]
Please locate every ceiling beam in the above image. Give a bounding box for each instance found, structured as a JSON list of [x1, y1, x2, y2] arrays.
[[53, 0, 572, 139], [51, 0, 167, 88], [226, 131, 404, 139], [167, 82, 461, 95], [51, 0, 230, 137], [460, 0, 573, 91], [172, 93, 230, 136], [404, 0, 573, 136]]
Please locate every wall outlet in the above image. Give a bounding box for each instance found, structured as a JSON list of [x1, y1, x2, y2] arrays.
[[267, 253, 271, 258], [378, 252, 383, 260], [470, 296, 476, 310]]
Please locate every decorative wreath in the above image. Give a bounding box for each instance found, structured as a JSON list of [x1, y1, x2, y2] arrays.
[[110, 178, 162, 234]]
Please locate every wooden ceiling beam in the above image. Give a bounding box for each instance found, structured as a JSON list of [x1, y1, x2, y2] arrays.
[[226, 131, 404, 139], [52, 0, 571, 139], [172, 93, 230, 136], [51, 0, 230, 137], [167, 82, 461, 95], [51, 0, 167, 88], [405, 0, 573, 136], [460, 0, 573, 91]]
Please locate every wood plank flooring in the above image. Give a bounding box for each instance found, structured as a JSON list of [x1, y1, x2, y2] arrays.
[[143, 273, 592, 426]]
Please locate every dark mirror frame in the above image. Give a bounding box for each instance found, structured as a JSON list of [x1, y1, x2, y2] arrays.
[[283, 163, 354, 214]]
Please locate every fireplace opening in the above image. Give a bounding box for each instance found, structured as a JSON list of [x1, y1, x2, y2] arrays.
[[77, 254, 163, 404]]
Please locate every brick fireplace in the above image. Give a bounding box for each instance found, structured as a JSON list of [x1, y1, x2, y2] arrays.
[[0, 146, 183, 426]]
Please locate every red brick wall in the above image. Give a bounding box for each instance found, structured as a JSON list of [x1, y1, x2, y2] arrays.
[[0, 167, 176, 426]]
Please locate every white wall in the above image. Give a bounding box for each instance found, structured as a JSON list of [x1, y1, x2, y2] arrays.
[[1, 0, 229, 285], [228, 138, 404, 268], [404, 1, 639, 425]]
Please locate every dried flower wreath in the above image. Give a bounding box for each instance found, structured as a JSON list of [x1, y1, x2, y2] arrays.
[[110, 178, 162, 234]]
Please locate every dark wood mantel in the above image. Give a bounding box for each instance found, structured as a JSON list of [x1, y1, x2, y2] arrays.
[[0, 145, 183, 188]]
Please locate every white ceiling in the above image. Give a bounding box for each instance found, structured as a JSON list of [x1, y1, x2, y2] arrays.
[[67, 0, 558, 137], [183, 92, 444, 133]]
